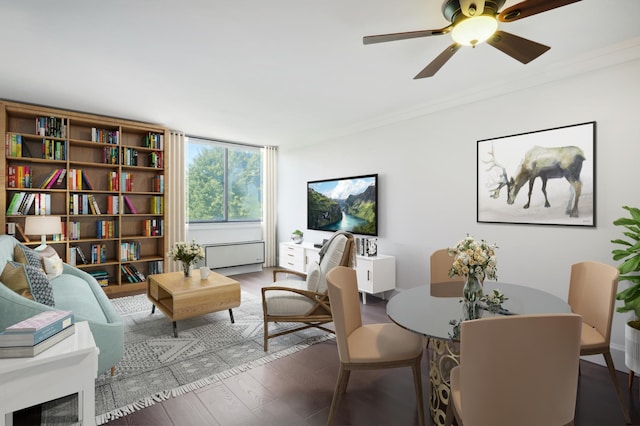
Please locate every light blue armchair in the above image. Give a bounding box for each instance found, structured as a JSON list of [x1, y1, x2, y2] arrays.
[[0, 235, 123, 375]]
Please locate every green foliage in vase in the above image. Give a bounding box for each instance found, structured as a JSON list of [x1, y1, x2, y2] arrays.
[[613, 206, 640, 317]]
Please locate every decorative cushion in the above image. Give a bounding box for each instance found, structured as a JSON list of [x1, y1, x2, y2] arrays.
[[0, 261, 33, 299], [306, 261, 322, 292], [42, 254, 64, 280], [13, 244, 45, 269], [264, 280, 317, 316], [2, 261, 54, 306]]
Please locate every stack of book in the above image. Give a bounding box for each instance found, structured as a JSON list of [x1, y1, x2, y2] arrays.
[[88, 270, 110, 287], [0, 310, 75, 358]]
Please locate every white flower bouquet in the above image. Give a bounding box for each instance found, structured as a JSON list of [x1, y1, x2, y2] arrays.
[[448, 235, 498, 282], [168, 241, 205, 266]]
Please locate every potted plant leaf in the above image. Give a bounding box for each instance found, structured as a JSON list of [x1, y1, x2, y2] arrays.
[[291, 229, 304, 244], [612, 206, 640, 375]]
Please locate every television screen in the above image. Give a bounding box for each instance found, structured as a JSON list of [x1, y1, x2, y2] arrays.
[[307, 174, 378, 236]]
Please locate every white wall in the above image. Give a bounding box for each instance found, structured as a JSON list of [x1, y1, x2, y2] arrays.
[[277, 50, 640, 368]]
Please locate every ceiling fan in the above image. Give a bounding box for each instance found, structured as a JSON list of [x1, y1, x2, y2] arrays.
[[363, 0, 581, 79]]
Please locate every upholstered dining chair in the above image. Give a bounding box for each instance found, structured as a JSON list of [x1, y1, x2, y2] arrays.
[[568, 261, 631, 424], [430, 248, 464, 297], [444, 314, 582, 426], [261, 232, 355, 351], [325, 266, 425, 426]]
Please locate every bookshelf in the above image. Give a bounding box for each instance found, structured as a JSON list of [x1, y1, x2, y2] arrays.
[[1, 101, 168, 296]]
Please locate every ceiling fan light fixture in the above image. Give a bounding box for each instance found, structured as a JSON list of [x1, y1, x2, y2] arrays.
[[451, 15, 498, 46]]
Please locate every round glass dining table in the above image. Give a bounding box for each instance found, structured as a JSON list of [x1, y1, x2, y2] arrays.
[[386, 282, 571, 425]]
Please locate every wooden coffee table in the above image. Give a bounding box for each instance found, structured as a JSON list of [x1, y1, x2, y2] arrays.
[[147, 269, 241, 337]]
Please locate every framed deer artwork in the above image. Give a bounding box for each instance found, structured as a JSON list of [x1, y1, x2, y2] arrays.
[[477, 121, 596, 227]]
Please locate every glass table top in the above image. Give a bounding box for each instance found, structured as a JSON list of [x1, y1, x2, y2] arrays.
[[386, 282, 571, 340]]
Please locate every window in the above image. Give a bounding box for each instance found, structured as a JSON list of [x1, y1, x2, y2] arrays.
[[186, 137, 263, 223]]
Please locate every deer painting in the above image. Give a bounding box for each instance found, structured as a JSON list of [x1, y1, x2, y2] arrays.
[[485, 145, 586, 218]]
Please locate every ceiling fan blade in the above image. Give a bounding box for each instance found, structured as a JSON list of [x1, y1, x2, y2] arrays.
[[498, 0, 581, 22], [460, 0, 485, 17], [363, 26, 451, 45], [486, 31, 550, 64], [414, 43, 461, 79]]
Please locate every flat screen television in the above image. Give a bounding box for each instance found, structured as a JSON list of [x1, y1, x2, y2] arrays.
[[307, 174, 378, 236]]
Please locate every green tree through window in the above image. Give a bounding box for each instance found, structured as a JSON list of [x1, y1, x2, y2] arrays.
[[187, 138, 262, 222]]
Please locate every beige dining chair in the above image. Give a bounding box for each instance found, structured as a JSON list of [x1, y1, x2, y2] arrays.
[[430, 248, 464, 297], [444, 313, 582, 426], [568, 261, 631, 424], [325, 266, 425, 426]]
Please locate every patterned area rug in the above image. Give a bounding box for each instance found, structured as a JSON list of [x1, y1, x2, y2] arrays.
[[42, 289, 333, 425]]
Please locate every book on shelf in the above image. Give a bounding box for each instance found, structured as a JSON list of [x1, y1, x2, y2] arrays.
[[14, 223, 29, 242], [0, 324, 76, 358], [88, 194, 101, 214], [74, 246, 89, 264], [122, 195, 137, 214], [81, 171, 95, 190], [38, 169, 62, 189], [54, 169, 67, 188], [121, 263, 145, 283], [6, 192, 24, 214], [0, 310, 74, 346]]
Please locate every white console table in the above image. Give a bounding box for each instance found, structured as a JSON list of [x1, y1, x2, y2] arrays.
[[0, 321, 99, 426], [279, 241, 396, 303]]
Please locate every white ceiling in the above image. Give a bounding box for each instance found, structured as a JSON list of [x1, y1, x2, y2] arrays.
[[1, 0, 639, 147]]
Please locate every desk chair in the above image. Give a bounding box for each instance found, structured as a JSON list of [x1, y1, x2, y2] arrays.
[[568, 261, 631, 424], [445, 314, 582, 426], [326, 266, 425, 426]]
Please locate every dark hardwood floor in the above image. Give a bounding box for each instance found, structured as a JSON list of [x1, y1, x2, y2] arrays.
[[15, 268, 640, 425]]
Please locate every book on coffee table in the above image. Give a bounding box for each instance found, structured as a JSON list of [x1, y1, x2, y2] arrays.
[[0, 324, 76, 358]]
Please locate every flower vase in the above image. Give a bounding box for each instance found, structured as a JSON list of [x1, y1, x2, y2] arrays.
[[462, 275, 484, 320], [182, 262, 191, 278]]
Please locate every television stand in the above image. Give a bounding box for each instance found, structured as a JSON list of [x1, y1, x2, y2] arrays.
[[278, 241, 395, 304]]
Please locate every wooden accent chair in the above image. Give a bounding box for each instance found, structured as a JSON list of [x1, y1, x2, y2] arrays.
[[325, 266, 425, 426], [568, 261, 631, 424], [261, 232, 355, 351], [430, 248, 464, 297], [445, 314, 582, 426]]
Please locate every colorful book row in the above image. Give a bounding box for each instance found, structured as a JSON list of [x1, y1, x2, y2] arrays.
[[7, 165, 32, 188], [69, 193, 102, 215], [5, 134, 67, 160], [150, 196, 164, 214], [120, 241, 141, 261], [68, 169, 95, 190], [36, 116, 66, 138], [144, 132, 164, 150], [143, 219, 163, 237], [91, 128, 119, 144], [6, 192, 52, 215], [97, 220, 117, 239]]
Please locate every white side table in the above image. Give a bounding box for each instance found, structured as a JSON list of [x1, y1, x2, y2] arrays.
[[0, 321, 99, 426]]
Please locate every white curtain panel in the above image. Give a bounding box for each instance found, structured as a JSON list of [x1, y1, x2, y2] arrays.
[[262, 146, 278, 267], [166, 131, 186, 272]]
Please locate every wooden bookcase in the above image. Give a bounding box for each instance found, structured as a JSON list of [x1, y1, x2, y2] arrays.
[[0, 100, 168, 296]]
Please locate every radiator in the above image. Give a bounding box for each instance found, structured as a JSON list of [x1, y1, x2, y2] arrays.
[[205, 241, 265, 269]]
